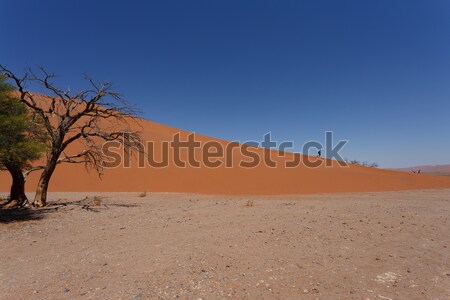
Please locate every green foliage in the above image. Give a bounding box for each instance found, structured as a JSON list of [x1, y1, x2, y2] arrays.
[[0, 76, 46, 169]]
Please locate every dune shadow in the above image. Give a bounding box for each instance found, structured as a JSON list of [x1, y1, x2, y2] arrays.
[[0, 207, 54, 224]]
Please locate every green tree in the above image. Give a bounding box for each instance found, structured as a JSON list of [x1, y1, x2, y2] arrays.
[[0, 76, 46, 207]]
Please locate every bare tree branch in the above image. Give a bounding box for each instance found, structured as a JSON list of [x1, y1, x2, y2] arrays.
[[0, 64, 143, 207]]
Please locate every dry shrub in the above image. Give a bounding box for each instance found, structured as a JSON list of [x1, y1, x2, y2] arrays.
[[92, 196, 103, 206], [245, 199, 254, 207]]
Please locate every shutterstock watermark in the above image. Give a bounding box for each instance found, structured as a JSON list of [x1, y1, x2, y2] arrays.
[[101, 131, 349, 169]]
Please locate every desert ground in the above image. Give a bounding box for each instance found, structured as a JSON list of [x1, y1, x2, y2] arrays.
[[1, 189, 449, 300]]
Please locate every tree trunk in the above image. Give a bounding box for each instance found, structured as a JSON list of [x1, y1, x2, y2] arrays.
[[32, 154, 58, 207], [33, 171, 51, 207], [4, 162, 28, 207]]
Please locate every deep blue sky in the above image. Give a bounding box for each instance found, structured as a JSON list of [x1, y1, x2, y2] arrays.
[[2, 0, 450, 168]]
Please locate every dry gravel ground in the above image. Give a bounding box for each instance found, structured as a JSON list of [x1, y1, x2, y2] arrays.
[[1, 189, 449, 300]]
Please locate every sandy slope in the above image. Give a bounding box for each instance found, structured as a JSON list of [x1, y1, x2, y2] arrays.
[[1, 189, 449, 299], [1, 118, 450, 194]]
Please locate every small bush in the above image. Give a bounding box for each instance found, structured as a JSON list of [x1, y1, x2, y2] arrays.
[[345, 159, 378, 168], [138, 191, 147, 198]]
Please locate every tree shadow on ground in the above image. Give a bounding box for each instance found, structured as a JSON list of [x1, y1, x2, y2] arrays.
[[0, 207, 55, 224], [42, 198, 140, 214], [48, 198, 139, 210]]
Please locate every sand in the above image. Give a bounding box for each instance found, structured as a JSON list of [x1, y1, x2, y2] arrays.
[[1, 189, 449, 299], [1, 118, 450, 195]]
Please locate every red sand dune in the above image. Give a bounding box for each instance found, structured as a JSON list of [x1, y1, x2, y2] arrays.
[[1, 118, 450, 195]]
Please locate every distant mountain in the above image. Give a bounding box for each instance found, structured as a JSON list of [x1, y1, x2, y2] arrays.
[[393, 164, 450, 174]]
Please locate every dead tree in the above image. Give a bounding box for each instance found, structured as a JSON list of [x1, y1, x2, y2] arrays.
[[0, 65, 142, 207]]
